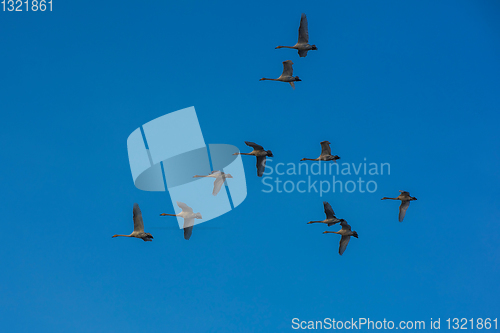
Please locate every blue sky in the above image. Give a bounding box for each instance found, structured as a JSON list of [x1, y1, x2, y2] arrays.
[[1, 0, 499, 332]]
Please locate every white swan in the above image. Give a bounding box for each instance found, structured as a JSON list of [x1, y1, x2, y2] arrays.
[[323, 221, 358, 255], [381, 190, 417, 222], [301, 141, 340, 162], [112, 203, 153, 241], [260, 60, 301, 89], [193, 171, 233, 196], [307, 201, 345, 226], [275, 13, 317, 57], [233, 141, 273, 177], [160, 202, 202, 240]]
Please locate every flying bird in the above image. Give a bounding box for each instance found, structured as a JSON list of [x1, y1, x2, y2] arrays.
[[381, 190, 417, 222], [112, 203, 154, 241], [233, 141, 273, 177], [323, 221, 359, 255], [260, 60, 301, 89], [275, 13, 318, 57], [307, 201, 345, 226], [160, 201, 202, 240], [300, 141, 340, 162], [193, 171, 233, 196]]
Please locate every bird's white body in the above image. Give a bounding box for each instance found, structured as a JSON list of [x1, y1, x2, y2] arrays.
[[177, 210, 200, 220], [252, 150, 270, 157], [278, 75, 299, 82], [282, 42, 316, 53]]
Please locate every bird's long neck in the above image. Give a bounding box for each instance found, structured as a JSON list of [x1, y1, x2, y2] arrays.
[[276, 46, 295, 49], [193, 175, 208, 178], [324, 231, 340, 234], [112, 234, 132, 238], [301, 158, 318, 161], [260, 78, 278, 81], [381, 197, 398, 200], [234, 152, 252, 155], [160, 213, 178, 217], [307, 221, 323, 224]]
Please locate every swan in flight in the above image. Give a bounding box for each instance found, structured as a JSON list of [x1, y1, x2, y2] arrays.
[[260, 60, 301, 89], [276, 13, 317, 57], [323, 221, 359, 255], [381, 190, 417, 222], [112, 203, 153, 241], [233, 141, 273, 177], [160, 201, 202, 240], [193, 171, 233, 196], [301, 141, 340, 162], [307, 201, 345, 226]]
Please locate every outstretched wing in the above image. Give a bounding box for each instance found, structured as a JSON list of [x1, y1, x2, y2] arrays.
[[256, 155, 267, 177], [133, 203, 144, 232], [298, 13, 309, 44], [183, 218, 194, 240], [298, 49, 309, 57], [320, 141, 332, 156], [289, 82, 295, 89], [184, 226, 193, 240], [212, 176, 225, 196], [340, 220, 352, 231], [339, 235, 351, 255], [323, 201, 335, 219], [245, 141, 264, 151], [399, 200, 410, 222], [177, 201, 194, 213], [282, 60, 294, 77]]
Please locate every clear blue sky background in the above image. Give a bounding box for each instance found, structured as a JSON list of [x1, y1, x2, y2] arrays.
[[1, 1, 499, 332]]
